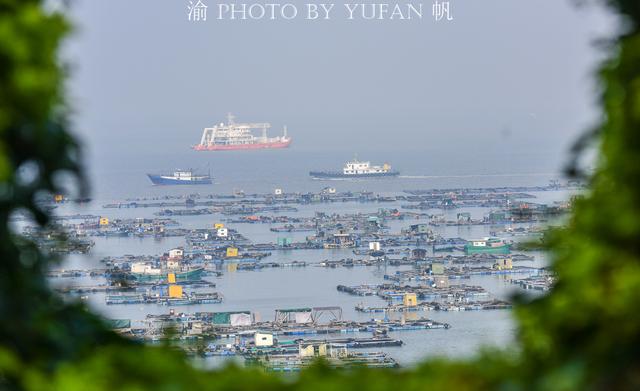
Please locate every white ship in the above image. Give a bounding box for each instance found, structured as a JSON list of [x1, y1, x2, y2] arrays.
[[310, 158, 400, 179], [193, 113, 291, 151]]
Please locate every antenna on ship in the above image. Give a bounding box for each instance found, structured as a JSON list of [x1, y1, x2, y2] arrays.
[[227, 112, 235, 125], [283, 125, 288, 139]]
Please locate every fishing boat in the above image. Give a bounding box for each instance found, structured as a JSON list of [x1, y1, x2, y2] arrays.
[[310, 158, 399, 179]]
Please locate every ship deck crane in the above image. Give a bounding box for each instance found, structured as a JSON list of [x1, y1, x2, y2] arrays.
[[196, 114, 290, 148]]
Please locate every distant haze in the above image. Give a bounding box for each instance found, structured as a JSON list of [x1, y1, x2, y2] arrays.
[[61, 0, 614, 197]]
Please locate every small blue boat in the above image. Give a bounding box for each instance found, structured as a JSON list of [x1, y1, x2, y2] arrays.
[[147, 169, 212, 185]]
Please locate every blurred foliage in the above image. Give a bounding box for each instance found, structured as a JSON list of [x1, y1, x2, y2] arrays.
[[1, 0, 640, 389], [0, 0, 125, 382]]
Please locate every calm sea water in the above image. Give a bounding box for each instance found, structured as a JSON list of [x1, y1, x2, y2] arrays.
[[82, 146, 565, 201], [53, 147, 564, 365]]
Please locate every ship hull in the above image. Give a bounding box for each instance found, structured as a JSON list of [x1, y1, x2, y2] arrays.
[[147, 174, 212, 185], [193, 139, 291, 151], [309, 171, 400, 179]]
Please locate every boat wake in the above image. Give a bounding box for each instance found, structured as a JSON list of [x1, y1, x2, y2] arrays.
[[399, 173, 558, 179]]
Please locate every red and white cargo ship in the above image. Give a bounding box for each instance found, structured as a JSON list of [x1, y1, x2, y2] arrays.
[[193, 113, 291, 151]]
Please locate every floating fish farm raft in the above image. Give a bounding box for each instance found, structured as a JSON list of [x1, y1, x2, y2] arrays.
[[37, 183, 573, 368]]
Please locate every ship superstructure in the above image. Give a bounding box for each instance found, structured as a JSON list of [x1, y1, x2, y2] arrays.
[[310, 158, 400, 179], [193, 113, 291, 151]]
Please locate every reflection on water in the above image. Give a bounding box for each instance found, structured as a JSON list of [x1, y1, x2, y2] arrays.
[[51, 180, 566, 366]]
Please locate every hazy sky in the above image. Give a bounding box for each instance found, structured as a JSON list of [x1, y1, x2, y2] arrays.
[[63, 0, 615, 169]]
